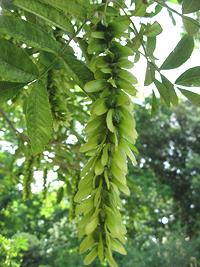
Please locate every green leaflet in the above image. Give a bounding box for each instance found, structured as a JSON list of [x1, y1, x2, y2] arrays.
[[154, 79, 170, 106], [178, 88, 200, 106], [144, 62, 155, 86], [13, 0, 75, 35], [0, 82, 26, 103], [144, 22, 162, 37], [62, 52, 93, 86], [0, 15, 60, 54], [183, 17, 200, 36], [26, 81, 53, 155], [151, 90, 158, 116], [39, 52, 63, 70], [175, 67, 200, 86], [0, 16, 92, 86], [146, 37, 156, 56], [161, 35, 194, 70], [161, 75, 178, 106], [56, 187, 64, 204], [182, 0, 200, 14], [133, 0, 147, 16], [0, 39, 38, 83], [41, 49, 93, 87], [43, 0, 89, 19]]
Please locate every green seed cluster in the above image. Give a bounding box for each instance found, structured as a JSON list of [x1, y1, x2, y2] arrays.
[[23, 156, 35, 200], [74, 12, 138, 267], [47, 69, 69, 129]]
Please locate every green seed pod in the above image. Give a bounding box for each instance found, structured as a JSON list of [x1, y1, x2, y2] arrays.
[[75, 8, 138, 267], [83, 246, 98, 265]]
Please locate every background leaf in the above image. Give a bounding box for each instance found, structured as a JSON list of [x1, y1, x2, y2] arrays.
[[43, 0, 89, 19], [160, 35, 194, 70], [0, 81, 26, 103], [13, 0, 75, 36], [132, 0, 147, 16], [178, 88, 200, 106], [175, 67, 200, 86], [0, 39, 38, 83], [154, 79, 170, 106], [0, 16, 92, 87], [151, 90, 158, 116], [144, 22, 162, 37], [0, 15, 60, 54], [183, 17, 200, 35], [182, 0, 200, 14], [161, 75, 179, 105], [26, 81, 53, 155], [144, 63, 155, 86], [62, 49, 93, 87], [146, 37, 156, 55]]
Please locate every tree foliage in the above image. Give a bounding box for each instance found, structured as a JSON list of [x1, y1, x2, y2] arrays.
[[0, 0, 200, 266]]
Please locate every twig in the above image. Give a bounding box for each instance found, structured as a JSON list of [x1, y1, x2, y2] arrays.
[[0, 109, 28, 141]]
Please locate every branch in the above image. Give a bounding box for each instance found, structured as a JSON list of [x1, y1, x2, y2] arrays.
[[0, 109, 28, 141]]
